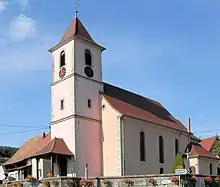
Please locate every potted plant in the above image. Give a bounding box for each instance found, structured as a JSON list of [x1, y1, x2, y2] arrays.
[[47, 172, 53, 178], [191, 176, 198, 185], [120, 178, 134, 186], [50, 179, 59, 187], [148, 177, 157, 186], [215, 177, 220, 183], [170, 176, 179, 185], [204, 176, 212, 184], [63, 179, 77, 187], [80, 179, 94, 187], [101, 179, 112, 187], [42, 180, 50, 187], [25, 175, 36, 183]]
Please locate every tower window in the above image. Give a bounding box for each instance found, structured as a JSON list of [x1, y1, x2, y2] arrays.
[[140, 131, 145, 161], [85, 50, 92, 66], [88, 99, 91, 108], [60, 99, 64, 110], [160, 168, 164, 174], [60, 51, 65, 67], [175, 139, 179, 156], [159, 136, 164, 163]]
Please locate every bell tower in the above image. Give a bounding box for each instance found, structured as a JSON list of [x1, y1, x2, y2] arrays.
[[49, 11, 105, 177]]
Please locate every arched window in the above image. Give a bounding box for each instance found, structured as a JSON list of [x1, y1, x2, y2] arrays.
[[175, 139, 179, 156], [210, 163, 213, 175], [140, 131, 145, 161], [85, 49, 92, 66], [160, 168, 164, 174], [60, 51, 65, 67], [159, 136, 164, 163]]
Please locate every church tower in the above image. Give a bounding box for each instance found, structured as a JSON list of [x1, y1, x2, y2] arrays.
[[49, 12, 105, 177]]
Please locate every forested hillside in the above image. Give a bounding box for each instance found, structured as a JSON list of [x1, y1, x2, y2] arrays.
[[0, 146, 18, 164]]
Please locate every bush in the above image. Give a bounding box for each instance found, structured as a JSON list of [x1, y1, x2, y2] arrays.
[[171, 153, 184, 173]]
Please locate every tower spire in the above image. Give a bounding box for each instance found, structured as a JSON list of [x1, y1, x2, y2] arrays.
[[74, 0, 78, 18]]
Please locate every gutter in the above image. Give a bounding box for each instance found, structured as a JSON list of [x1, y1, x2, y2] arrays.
[[120, 115, 126, 176]]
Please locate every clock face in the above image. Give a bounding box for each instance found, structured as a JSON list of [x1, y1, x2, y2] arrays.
[[84, 66, 94, 78], [59, 67, 66, 78]]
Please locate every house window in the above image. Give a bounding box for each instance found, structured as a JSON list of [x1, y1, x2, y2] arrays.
[[160, 168, 164, 174], [217, 167, 220, 175], [210, 163, 213, 175], [60, 99, 64, 110], [85, 50, 92, 66], [159, 136, 164, 163], [88, 99, 91, 108], [175, 139, 179, 156], [60, 51, 65, 67], [140, 131, 145, 161]]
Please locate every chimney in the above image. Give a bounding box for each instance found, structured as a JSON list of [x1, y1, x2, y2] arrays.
[[187, 117, 191, 132], [43, 132, 46, 138]]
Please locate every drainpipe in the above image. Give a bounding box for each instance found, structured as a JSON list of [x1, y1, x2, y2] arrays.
[[120, 116, 126, 176]]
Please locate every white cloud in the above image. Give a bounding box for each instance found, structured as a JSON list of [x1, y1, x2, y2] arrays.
[[0, 0, 8, 14], [16, 0, 28, 11], [8, 14, 36, 41]]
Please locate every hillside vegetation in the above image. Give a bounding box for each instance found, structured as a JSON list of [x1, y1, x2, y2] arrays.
[[0, 146, 18, 164]]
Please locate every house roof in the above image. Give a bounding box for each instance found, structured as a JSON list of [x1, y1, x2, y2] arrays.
[[102, 83, 187, 132], [49, 17, 105, 52], [4, 133, 51, 165], [188, 143, 218, 159], [200, 136, 217, 152], [4, 133, 73, 166], [32, 138, 73, 157]]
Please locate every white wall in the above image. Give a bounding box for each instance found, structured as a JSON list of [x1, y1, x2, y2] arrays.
[[123, 116, 189, 175], [0, 165, 5, 180]]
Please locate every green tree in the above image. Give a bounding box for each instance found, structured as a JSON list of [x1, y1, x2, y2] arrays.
[[171, 153, 184, 173], [213, 138, 220, 157]]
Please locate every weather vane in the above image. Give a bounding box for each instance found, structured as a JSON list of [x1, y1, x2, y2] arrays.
[[74, 0, 78, 18]]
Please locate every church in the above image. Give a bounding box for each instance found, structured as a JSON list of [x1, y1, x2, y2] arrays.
[[2, 13, 219, 179]]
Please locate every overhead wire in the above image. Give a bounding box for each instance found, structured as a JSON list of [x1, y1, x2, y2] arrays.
[[0, 127, 49, 136]]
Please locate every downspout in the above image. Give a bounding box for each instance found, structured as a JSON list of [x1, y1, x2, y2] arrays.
[[120, 115, 126, 176]]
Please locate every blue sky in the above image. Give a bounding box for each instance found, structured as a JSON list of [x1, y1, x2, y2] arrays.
[[0, 0, 220, 147]]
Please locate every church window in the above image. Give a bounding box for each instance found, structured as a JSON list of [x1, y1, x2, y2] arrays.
[[60, 99, 64, 110], [60, 51, 65, 67], [85, 49, 92, 66], [160, 168, 164, 174], [210, 163, 213, 175], [159, 136, 164, 163], [88, 99, 91, 108], [140, 131, 145, 161], [175, 139, 179, 156]]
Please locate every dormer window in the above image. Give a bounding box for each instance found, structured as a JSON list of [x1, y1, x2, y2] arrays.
[[85, 50, 92, 66], [60, 51, 65, 67]]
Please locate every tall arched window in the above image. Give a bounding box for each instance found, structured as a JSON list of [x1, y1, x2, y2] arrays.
[[60, 51, 65, 67], [175, 139, 179, 156], [140, 131, 145, 161], [85, 49, 92, 66], [210, 163, 213, 175], [159, 136, 164, 163]]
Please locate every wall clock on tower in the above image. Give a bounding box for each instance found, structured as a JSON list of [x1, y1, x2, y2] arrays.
[[59, 66, 66, 78], [84, 66, 94, 78]]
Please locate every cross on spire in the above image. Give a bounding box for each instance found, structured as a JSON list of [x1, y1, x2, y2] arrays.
[[74, 0, 78, 18]]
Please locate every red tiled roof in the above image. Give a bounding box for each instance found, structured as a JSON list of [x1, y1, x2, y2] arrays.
[[49, 17, 105, 52], [103, 94, 187, 132], [189, 144, 218, 159], [4, 133, 51, 165], [33, 138, 73, 157], [200, 136, 217, 152]]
